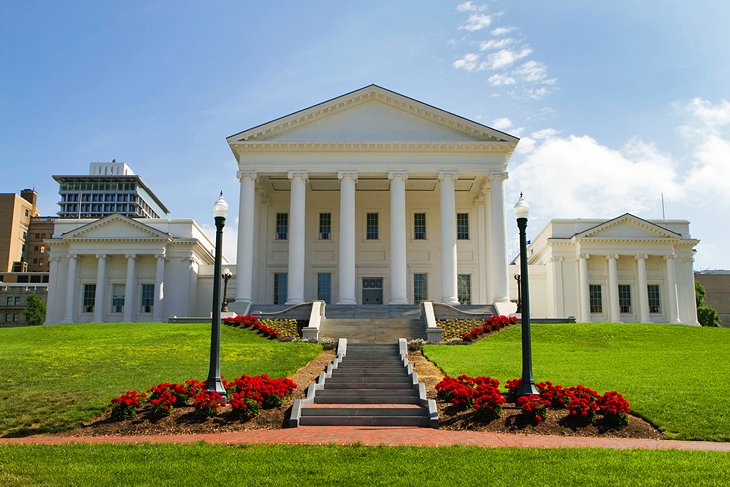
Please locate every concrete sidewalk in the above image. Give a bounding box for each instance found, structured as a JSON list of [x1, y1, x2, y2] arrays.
[[2, 427, 729, 451]]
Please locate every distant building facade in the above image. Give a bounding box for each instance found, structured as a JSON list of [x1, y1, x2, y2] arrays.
[[0, 189, 39, 272], [695, 270, 729, 327], [22, 216, 56, 272], [45, 215, 219, 324], [53, 161, 170, 219], [511, 214, 699, 325]]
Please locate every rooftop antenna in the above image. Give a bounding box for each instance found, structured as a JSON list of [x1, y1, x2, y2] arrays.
[[661, 193, 666, 220]]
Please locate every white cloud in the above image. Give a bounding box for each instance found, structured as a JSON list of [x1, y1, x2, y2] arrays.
[[488, 73, 516, 86], [479, 38, 513, 50], [453, 52, 480, 72], [491, 26, 515, 36], [513, 60, 555, 84], [531, 128, 557, 140], [482, 47, 532, 70], [460, 13, 492, 31], [457, 1, 486, 12], [491, 117, 513, 130]]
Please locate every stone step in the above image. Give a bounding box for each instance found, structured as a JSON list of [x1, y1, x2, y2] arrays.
[[324, 382, 414, 390], [299, 415, 429, 427], [314, 395, 420, 405], [338, 359, 404, 366], [331, 370, 409, 377], [301, 404, 424, 416]]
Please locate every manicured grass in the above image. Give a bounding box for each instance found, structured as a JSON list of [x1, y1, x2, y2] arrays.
[[424, 323, 730, 441], [0, 444, 728, 486], [0, 323, 321, 437]]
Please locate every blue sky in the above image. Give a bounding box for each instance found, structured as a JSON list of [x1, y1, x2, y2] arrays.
[[2, 1, 729, 268]]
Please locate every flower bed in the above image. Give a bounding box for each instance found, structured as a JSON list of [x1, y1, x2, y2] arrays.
[[223, 315, 301, 339], [435, 374, 632, 431], [107, 373, 297, 423], [438, 315, 517, 342]]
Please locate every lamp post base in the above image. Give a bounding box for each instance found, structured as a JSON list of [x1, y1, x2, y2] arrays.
[[205, 377, 227, 403], [515, 379, 538, 397]]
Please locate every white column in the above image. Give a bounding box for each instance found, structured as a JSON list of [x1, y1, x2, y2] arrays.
[[153, 253, 166, 322], [665, 254, 682, 324], [489, 173, 510, 302], [554, 257, 564, 317], [63, 254, 78, 323], [439, 172, 459, 304], [337, 172, 357, 304], [124, 254, 136, 322], [607, 255, 621, 322], [475, 194, 487, 304], [578, 254, 591, 323], [286, 171, 307, 305], [93, 254, 106, 323], [389, 172, 408, 304], [235, 170, 257, 305], [483, 186, 494, 303], [636, 255, 650, 323], [47, 256, 61, 323]]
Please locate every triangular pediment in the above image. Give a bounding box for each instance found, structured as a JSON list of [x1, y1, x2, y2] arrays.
[[62, 214, 171, 240], [227, 85, 518, 145], [575, 214, 682, 240]]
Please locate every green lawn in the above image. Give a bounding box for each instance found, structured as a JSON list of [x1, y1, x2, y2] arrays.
[[0, 323, 321, 437], [0, 444, 728, 486], [424, 323, 730, 441]]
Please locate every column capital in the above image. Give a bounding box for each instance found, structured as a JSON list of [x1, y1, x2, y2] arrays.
[[437, 171, 458, 182], [236, 170, 257, 182], [95, 254, 107, 260], [337, 171, 358, 181], [664, 253, 677, 261], [68, 253, 78, 261], [156, 253, 166, 261], [287, 171, 308, 181], [125, 254, 137, 260], [606, 254, 619, 261], [579, 253, 590, 260], [487, 171, 508, 183], [388, 171, 408, 181], [635, 254, 648, 261], [550, 256, 564, 263]]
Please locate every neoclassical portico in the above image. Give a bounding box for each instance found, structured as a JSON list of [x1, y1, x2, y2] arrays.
[[228, 85, 519, 309]]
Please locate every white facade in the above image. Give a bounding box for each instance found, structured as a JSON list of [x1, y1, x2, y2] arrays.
[[509, 214, 700, 325], [227, 85, 518, 311], [45, 215, 219, 323]]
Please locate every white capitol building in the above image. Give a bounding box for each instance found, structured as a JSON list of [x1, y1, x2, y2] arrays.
[[44, 85, 699, 326]]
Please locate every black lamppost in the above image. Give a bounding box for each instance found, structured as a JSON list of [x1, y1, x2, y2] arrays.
[[206, 192, 228, 400], [514, 273, 522, 313], [221, 268, 232, 312], [514, 193, 538, 397]]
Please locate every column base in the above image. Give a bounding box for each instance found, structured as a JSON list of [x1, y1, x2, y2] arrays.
[[440, 298, 460, 305], [336, 299, 357, 305], [389, 299, 409, 305], [285, 299, 305, 306]]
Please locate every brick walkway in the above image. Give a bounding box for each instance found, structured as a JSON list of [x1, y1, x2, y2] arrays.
[[2, 427, 729, 451]]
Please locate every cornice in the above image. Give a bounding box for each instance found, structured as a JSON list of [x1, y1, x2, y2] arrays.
[[234, 141, 514, 153]]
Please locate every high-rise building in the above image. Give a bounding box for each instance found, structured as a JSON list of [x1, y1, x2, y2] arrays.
[[0, 189, 39, 272], [53, 160, 170, 219]]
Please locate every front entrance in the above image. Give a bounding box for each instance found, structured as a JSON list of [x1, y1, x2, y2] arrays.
[[362, 277, 383, 304]]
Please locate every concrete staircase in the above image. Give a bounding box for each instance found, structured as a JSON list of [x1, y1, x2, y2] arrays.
[[325, 304, 420, 319], [290, 339, 438, 428], [320, 319, 425, 344]]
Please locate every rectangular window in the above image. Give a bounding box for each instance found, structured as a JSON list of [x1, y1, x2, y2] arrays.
[[648, 284, 661, 313], [366, 212, 379, 240], [40, 245, 45, 253], [276, 213, 288, 240], [458, 274, 472, 304], [589, 284, 603, 313], [111, 284, 125, 313], [274, 273, 288, 305], [457, 213, 469, 240], [6, 297, 12, 306], [13, 313, 19, 322], [4, 314, 10, 322], [414, 213, 426, 240], [618, 284, 632, 313], [14, 296, 20, 305], [413, 273, 428, 303], [317, 273, 331, 303], [39, 259, 44, 267], [32, 258, 38, 264], [140, 284, 155, 313], [34, 245, 39, 251], [319, 213, 331, 240], [83, 284, 96, 313]]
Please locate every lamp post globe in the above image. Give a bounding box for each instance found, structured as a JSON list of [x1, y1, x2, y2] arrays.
[[206, 192, 229, 401], [514, 193, 538, 397]]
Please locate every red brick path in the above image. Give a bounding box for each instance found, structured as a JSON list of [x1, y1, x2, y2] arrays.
[[2, 427, 729, 451]]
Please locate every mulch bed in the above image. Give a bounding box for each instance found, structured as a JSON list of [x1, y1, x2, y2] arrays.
[[408, 350, 663, 440], [59, 350, 336, 437]]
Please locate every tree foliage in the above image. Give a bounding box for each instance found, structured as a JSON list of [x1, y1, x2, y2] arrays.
[[695, 281, 721, 327], [24, 294, 46, 326]]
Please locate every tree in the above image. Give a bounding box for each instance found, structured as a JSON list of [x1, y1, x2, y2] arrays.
[[24, 294, 46, 326], [695, 281, 721, 327]]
